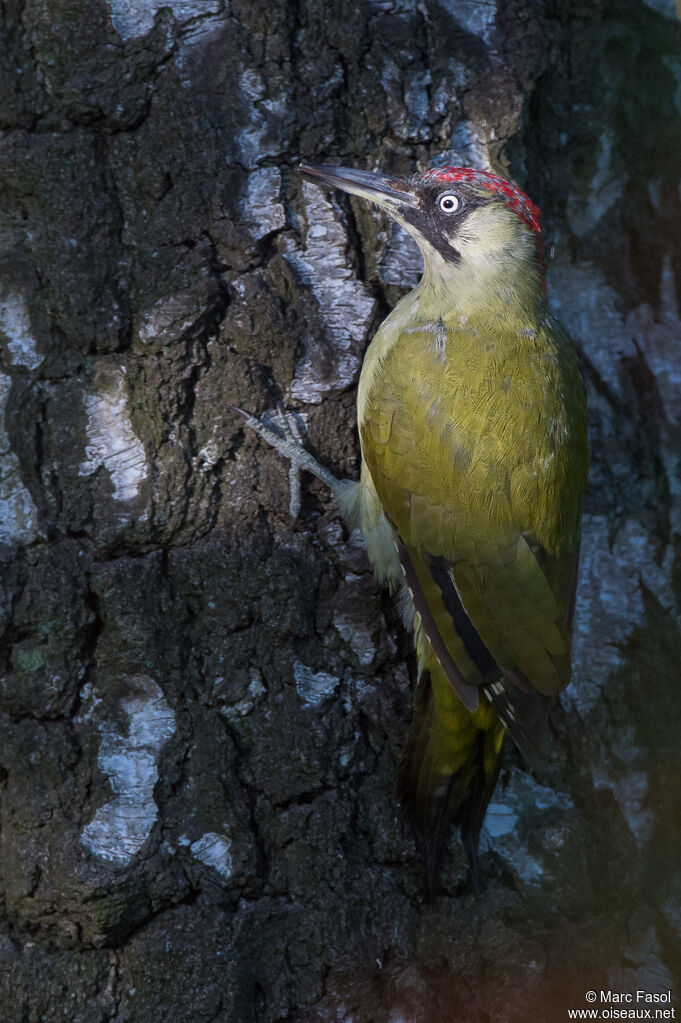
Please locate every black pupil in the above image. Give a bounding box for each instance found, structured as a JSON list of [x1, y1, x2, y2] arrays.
[[442, 197, 455, 210]]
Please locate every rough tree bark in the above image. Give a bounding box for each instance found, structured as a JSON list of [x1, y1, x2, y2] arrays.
[[1, 0, 680, 1020]]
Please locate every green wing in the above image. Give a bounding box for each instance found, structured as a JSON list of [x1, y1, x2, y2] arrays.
[[360, 315, 588, 750]]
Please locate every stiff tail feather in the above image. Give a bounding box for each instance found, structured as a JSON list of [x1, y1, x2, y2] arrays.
[[397, 662, 504, 896]]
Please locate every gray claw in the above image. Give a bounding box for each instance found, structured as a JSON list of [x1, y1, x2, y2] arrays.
[[236, 406, 342, 519]]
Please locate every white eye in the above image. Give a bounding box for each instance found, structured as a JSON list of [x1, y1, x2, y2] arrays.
[[438, 193, 460, 214]]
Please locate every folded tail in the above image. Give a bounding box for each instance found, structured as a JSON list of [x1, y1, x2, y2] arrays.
[[397, 656, 505, 896]]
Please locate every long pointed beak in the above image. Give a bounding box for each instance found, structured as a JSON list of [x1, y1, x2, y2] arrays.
[[299, 162, 418, 211]]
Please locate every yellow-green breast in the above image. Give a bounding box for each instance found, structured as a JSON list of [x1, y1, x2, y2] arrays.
[[357, 291, 588, 695]]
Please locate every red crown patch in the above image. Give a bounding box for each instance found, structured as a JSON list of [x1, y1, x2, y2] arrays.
[[424, 167, 542, 235]]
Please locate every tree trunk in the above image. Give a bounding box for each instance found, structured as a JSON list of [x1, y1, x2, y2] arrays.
[[1, 0, 680, 1019]]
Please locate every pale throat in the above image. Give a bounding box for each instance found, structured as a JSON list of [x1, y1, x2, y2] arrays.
[[401, 212, 543, 322], [416, 251, 540, 322]]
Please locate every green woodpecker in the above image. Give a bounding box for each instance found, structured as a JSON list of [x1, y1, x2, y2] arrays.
[[242, 161, 588, 892]]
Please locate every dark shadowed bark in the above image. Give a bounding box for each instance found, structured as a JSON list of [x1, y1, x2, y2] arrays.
[[1, 0, 680, 1020]]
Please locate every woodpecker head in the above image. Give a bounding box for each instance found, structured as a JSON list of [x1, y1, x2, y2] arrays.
[[300, 162, 544, 309]]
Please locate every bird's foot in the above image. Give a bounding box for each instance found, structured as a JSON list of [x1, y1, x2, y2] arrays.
[[234, 405, 343, 520]]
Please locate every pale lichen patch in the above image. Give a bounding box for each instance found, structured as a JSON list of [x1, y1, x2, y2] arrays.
[[219, 667, 267, 720], [293, 660, 339, 708], [483, 802, 518, 838], [286, 182, 377, 403], [236, 71, 288, 169], [0, 374, 43, 546], [79, 366, 149, 502], [190, 831, 234, 880], [333, 608, 376, 667], [378, 221, 422, 289], [332, 574, 377, 666], [482, 772, 571, 883], [81, 677, 176, 866], [107, 0, 221, 40], [440, 0, 497, 44], [443, 119, 495, 173], [243, 168, 285, 241], [0, 290, 43, 370]]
